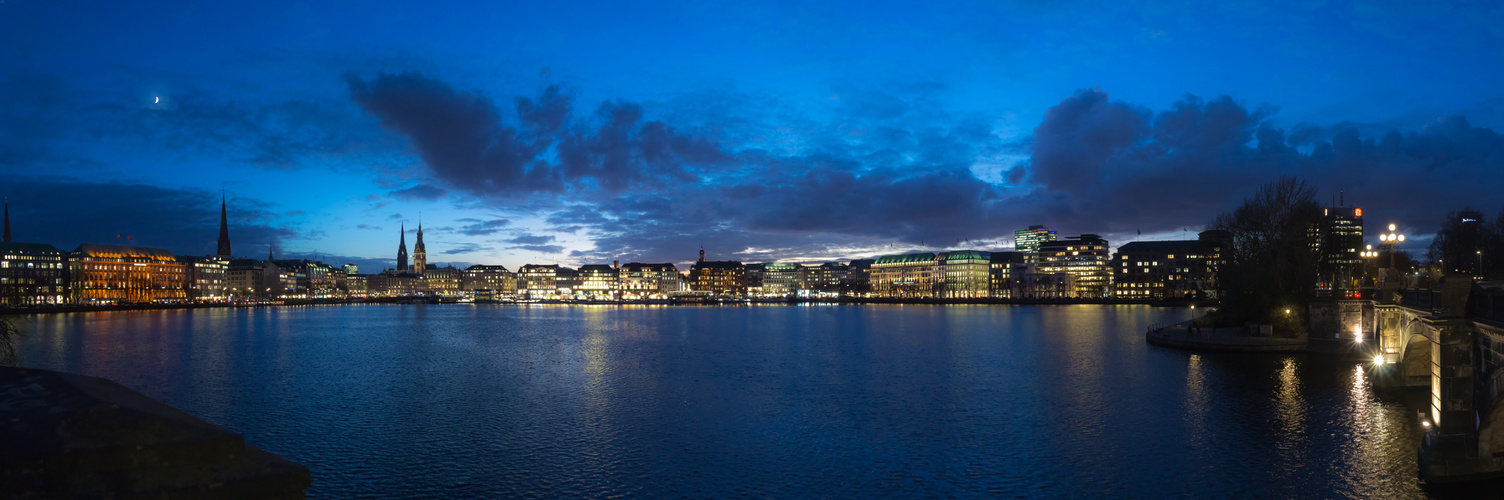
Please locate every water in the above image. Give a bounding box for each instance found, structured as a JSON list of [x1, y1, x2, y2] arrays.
[[8, 304, 1453, 498]]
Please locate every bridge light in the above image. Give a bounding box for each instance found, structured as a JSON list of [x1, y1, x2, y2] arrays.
[[1373, 355, 1385, 365]]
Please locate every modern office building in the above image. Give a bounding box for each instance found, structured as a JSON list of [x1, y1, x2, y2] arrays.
[[760, 262, 800, 297], [1014, 225, 1057, 267], [1038, 234, 1111, 298], [69, 244, 187, 304], [1112, 231, 1226, 300], [796, 262, 848, 295], [1313, 204, 1365, 289]]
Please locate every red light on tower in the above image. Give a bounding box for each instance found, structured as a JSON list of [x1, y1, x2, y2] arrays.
[[1354, 208, 1362, 217]]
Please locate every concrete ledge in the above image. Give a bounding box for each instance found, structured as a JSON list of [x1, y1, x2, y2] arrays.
[[0, 367, 309, 499]]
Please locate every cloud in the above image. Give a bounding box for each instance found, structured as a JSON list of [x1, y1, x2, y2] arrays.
[[511, 244, 565, 254], [345, 71, 733, 197], [388, 183, 447, 200], [441, 242, 488, 255], [505, 233, 555, 245], [457, 218, 511, 236], [0, 176, 299, 256]]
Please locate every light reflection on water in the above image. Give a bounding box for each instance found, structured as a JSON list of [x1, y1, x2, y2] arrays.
[[6, 304, 1466, 498]]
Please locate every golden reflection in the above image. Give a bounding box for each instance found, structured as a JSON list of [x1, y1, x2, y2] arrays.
[[1184, 354, 1208, 443], [1273, 357, 1308, 476]]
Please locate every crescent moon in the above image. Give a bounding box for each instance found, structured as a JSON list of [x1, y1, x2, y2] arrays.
[[154, 97, 160, 104]]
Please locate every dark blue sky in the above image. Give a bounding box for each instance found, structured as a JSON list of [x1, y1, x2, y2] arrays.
[[3, 1, 1502, 270]]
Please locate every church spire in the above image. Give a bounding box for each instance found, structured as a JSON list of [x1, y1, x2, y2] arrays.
[[397, 222, 409, 271], [216, 191, 232, 257], [3, 199, 10, 243], [413, 213, 427, 275]]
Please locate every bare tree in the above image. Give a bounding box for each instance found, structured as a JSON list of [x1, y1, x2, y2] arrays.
[[1209, 176, 1322, 332]]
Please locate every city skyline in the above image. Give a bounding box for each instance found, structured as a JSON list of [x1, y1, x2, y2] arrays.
[[4, 2, 1503, 272]]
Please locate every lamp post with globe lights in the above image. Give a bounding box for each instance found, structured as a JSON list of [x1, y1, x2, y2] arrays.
[[1376, 223, 1406, 284]]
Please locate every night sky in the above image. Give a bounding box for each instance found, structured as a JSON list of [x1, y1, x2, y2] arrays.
[[4, 1, 1502, 271]]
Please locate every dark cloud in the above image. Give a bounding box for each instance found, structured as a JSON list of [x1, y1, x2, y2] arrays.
[[345, 72, 733, 196], [0, 176, 299, 256], [1018, 89, 1504, 238], [388, 183, 447, 201], [441, 242, 488, 255], [355, 223, 382, 230]]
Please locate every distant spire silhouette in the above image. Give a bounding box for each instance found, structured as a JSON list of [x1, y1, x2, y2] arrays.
[[397, 222, 409, 271], [216, 191, 232, 257]]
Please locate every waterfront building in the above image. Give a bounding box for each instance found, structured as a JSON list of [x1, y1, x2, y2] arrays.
[[796, 262, 848, 296], [1312, 203, 1364, 289], [617, 263, 681, 296], [413, 221, 427, 275], [760, 262, 799, 297], [1018, 272, 1076, 298], [68, 244, 187, 304], [396, 223, 409, 271], [180, 255, 228, 301], [843, 259, 874, 297], [342, 264, 358, 276], [461, 265, 516, 296], [1112, 232, 1225, 300], [0, 241, 67, 305], [216, 193, 232, 257], [344, 274, 367, 297], [939, 250, 991, 299], [425, 265, 460, 296], [265, 260, 308, 298], [989, 251, 1024, 299], [871, 252, 939, 298], [1038, 234, 1111, 298], [743, 263, 765, 296], [519, 264, 572, 298], [1014, 225, 1057, 268], [367, 271, 425, 296], [576, 265, 618, 298], [226, 259, 266, 299], [690, 250, 746, 296]]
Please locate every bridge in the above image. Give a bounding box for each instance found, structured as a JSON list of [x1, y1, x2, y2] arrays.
[[1320, 277, 1504, 483]]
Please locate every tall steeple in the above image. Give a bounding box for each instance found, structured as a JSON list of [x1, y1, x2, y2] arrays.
[[3, 200, 10, 243], [413, 215, 427, 275], [216, 191, 232, 257], [397, 222, 409, 271]]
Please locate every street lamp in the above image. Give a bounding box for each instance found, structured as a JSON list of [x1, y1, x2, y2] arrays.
[[1376, 224, 1406, 284]]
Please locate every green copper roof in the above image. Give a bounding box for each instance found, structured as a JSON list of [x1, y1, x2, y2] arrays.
[[940, 250, 990, 262], [874, 252, 937, 265]]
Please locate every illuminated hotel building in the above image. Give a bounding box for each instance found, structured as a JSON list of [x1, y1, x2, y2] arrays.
[[759, 262, 799, 297], [69, 244, 187, 304], [871, 252, 938, 298], [519, 264, 569, 297], [689, 248, 745, 296], [1313, 204, 1364, 289], [424, 265, 460, 296], [1111, 231, 1227, 300], [939, 250, 991, 298], [1038, 234, 1111, 298], [1014, 225, 1057, 267], [0, 242, 67, 305]]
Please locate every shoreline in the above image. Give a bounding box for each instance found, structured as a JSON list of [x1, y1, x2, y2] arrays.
[[0, 296, 1215, 316]]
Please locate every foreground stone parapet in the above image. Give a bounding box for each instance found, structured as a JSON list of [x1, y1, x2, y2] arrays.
[[0, 367, 309, 499]]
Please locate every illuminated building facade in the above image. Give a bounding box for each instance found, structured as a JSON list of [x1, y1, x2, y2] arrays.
[[1112, 231, 1225, 300], [760, 263, 799, 297], [519, 264, 569, 297], [344, 274, 368, 297], [226, 259, 266, 299], [1313, 205, 1364, 289], [1038, 234, 1111, 298], [1014, 225, 1057, 267], [796, 262, 848, 294], [690, 260, 746, 296], [69, 244, 187, 304], [462, 265, 516, 295], [424, 265, 459, 296], [368, 271, 425, 296], [939, 250, 991, 298], [0, 242, 67, 305], [988, 251, 1024, 299], [871, 252, 939, 298], [576, 265, 617, 298], [843, 259, 874, 296], [181, 255, 228, 301], [618, 263, 681, 296]]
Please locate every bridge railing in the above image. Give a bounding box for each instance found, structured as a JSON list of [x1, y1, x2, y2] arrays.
[[1399, 289, 1441, 312]]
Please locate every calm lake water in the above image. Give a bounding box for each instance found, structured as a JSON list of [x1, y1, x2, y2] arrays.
[[10, 304, 1452, 498]]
